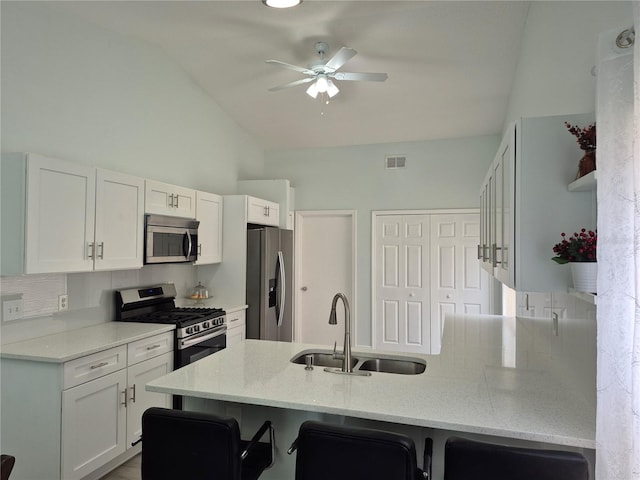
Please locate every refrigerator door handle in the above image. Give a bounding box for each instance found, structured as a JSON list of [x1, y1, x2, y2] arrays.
[[276, 250, 286, 327]]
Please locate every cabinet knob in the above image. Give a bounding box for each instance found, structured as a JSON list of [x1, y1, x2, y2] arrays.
[[301, 286, 308, 291]]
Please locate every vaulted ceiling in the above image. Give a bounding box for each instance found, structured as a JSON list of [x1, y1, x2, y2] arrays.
[[52, 1, 530, 151]]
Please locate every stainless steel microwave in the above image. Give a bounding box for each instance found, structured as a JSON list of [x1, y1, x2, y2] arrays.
[[144, 214, 199, 264]]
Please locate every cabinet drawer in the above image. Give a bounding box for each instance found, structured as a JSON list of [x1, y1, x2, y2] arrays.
[[64, 345, 127, 389], [127, 332, 174, 366], [227, 310, 246, 328]]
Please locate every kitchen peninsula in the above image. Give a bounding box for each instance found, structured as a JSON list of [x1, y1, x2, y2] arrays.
[[147, 313, 596, 479]]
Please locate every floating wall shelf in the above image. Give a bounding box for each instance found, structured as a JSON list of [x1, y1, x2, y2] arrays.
[[568, 170, 597, 192]]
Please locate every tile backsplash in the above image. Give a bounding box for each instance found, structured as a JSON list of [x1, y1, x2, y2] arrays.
[[0, 265, 197, 344]]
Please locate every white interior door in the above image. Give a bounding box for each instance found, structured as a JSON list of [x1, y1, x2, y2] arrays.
[[430, 213, 489, 353], [374, 214, 430, 353], [295, 211, 355, 346]]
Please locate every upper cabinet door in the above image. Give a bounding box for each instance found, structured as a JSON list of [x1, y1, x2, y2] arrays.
[[246, 196, 279, 226], [195, 191, 223, 265], [144, 179, 196, 218], [94, 169, 145, 271], [25, 154, 95, 273]]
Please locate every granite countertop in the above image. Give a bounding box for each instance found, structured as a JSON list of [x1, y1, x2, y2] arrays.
[[147, 314, 596, 449], [0, 322, 175, 363]]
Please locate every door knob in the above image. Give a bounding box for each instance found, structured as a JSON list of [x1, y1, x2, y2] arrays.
[[301, 286, 308, 291], [409, 292, 415, 297]]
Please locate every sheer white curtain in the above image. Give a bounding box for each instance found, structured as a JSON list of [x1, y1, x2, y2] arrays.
[[595, 6, 639, 480]]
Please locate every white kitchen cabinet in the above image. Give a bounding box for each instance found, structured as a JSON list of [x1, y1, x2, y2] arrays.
[[195, 191, 223, 264], [0, 329, 173, 480], [226, 309, 246, 347], [479, 114, 595, 292], [246, 195, 279, 226], [94, 169, 145, 271], [62, 368, 127, 480], [145, 179, 196, 218], [1, 153, 144, 274], [126, 351, 173, 447], [237, 179, 294, 229]]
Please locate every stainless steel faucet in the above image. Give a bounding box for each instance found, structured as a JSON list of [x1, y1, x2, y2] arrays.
[[329, 293, 354, 373]]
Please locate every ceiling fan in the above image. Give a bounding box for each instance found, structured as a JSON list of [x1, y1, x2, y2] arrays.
[[266, 41, 388, 99]]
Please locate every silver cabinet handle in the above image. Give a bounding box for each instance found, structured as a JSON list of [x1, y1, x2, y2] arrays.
[[198, 244, 202, 255], [492, 243, 502, 267], [87, 242, 95, 260], [130, 384, 136, 403], [175, 194, 179, 208], [145, 344, 161, 350], [121, 388, 127, 407], [229, 317, 240, 323], [169, 193, 174, 208], [477, 244, 482, 260], [90, 361, 108, 370], [97, 242, 104, 260]]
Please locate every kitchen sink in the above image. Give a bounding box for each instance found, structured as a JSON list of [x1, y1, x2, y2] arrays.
[[290, 350, 426, 375], [290, 351, 357, 369], [357, 358, 426, 375]]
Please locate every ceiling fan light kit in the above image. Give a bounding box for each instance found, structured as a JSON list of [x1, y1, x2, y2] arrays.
[[267, 41, 388, 100], [262, 0, 302, 8]]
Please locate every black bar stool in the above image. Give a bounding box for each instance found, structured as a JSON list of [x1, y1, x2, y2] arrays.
[[444, 436, 589, 480], [289, 420, 431, 480], [141, 407, 274, 480], [1, 455, 15, 480]]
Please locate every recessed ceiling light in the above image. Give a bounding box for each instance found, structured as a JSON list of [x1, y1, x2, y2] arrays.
[[262, 0, 302, 8]]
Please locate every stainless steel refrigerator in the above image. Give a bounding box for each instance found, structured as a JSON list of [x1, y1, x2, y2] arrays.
[[246, 226, 293, 341]]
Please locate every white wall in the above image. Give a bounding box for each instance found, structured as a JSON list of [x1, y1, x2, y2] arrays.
[[504, 1, 632, 129], [264, 135, 500, 345], [0, 2, 264, 342]]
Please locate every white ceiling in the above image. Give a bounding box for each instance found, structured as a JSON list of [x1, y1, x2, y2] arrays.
[[52, 1, 530, 151]]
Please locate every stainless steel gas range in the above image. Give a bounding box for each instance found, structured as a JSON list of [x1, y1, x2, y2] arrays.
[[115, 283, 226, 408]]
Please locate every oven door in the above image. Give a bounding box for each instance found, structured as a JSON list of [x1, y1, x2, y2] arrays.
[[176, 325, 226, 368]]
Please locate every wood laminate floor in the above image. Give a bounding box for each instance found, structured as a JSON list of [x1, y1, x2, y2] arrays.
[[100, 454, 141, 480]]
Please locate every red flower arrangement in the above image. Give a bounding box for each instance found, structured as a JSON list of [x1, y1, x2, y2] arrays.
[[552, 229, 597, 264], [564, 122, 596, 151]]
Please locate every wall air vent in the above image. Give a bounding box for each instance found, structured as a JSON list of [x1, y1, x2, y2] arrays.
[[385, 155, 406, 169]]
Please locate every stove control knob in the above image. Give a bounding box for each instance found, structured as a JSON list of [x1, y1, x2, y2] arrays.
[[186, 327, 193, 334], [202, 321, 210, 329], [193, 325, 200, 333]]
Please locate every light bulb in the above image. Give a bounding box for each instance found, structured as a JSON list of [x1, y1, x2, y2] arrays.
[[262, 0, 302, 8], [316, 75, 329, 93]]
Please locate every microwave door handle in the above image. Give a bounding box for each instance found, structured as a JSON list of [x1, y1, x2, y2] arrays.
[[183, 231, 193, 260], [275, 251, 285, 327]]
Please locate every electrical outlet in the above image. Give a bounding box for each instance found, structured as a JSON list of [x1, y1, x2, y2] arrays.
[[58, 294, 69, 311], [2, 299, 24, 321]]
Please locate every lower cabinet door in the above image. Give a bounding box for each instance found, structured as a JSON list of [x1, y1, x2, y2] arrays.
[[62, 369, 127, 480], [126, 352, 174, 448]]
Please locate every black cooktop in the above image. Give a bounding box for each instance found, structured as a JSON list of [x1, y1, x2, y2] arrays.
[[122, 307, 225, 326]]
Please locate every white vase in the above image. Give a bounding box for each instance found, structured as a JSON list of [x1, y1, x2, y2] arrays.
[[570, 262, 597, 293]]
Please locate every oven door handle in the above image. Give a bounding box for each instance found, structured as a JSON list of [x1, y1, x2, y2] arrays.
[[178, 326, 226, 350]]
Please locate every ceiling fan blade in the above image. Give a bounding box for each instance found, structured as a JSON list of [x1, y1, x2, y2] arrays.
[[269, 77, 315, 92], [324, 47, 357, 71], [333, 72, 388, 82], [266, 60, 315, 76]]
